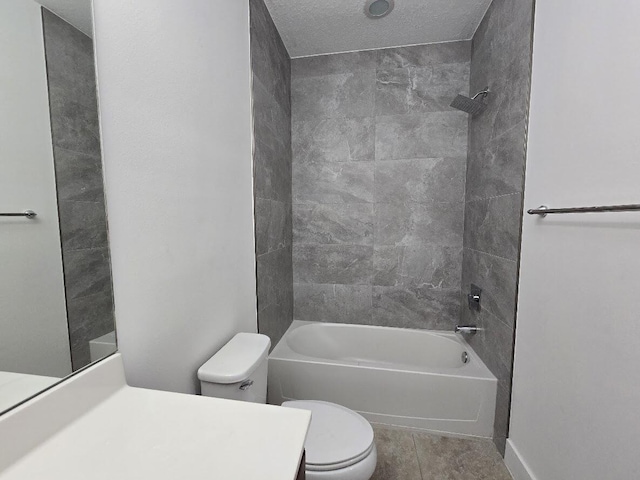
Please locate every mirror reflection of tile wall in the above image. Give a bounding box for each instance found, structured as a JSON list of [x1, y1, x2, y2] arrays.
[[42, 9, 115, 370]]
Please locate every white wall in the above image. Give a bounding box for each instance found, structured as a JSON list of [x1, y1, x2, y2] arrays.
[[93, 0, 257, 394], [0, 0, 72, 378], [506, 1, 640, 479]]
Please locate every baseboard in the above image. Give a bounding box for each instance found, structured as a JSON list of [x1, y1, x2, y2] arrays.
[[504, 439, 537, 480]]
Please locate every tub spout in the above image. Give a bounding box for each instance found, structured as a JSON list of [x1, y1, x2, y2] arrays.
[[455, 325, 480, 335]]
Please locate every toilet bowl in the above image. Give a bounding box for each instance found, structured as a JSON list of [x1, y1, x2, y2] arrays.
[[198, 333, 377, 480], [283, 400, 377, 480]]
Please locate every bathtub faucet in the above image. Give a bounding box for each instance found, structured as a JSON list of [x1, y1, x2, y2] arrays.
[[455, 325, 480, 335]]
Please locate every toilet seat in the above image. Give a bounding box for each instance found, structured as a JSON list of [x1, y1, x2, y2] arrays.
[[282, 400, 375, 472]]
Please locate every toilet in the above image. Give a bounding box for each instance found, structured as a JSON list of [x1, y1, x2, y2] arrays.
[[198, 333, 377, 480]]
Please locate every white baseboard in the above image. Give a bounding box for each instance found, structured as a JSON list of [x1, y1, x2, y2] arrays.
[[504, 439, 537, 480]]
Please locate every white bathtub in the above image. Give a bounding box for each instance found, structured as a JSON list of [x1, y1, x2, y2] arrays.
[[268, 321, 497, 438]]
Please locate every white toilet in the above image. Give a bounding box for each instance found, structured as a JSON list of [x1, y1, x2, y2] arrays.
[[198, 333, 377, 480]]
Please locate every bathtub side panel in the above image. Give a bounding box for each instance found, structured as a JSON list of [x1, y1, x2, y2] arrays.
[[268, 358, 496, 437]]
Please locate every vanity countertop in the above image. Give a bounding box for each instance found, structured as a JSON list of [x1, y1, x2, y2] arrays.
[[0, 354, 311, 480], [0, 372, 59, 415]]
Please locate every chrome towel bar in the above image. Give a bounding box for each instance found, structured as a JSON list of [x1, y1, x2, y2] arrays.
[[528, 204, 640, 217], [0, 210, 37, 219]]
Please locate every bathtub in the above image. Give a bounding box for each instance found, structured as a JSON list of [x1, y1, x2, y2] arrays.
[[268, 321, 497, 438]]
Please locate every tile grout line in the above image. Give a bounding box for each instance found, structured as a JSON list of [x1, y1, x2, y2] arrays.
[[464, 246, 518, 263], [291, 39, 471, 60], [54, 145, 101, 157], [370, 91, 378, 327], [293, 156, 466, 164], [464, 191, 523, 203], [478, 305, 515, 333], [411, 433, 425, 480]]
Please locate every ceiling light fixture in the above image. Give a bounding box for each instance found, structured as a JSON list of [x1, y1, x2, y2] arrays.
[[364, 0, 394, 19]]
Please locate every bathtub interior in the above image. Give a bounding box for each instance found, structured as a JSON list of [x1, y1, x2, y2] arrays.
[[285, 322, 469, 370]]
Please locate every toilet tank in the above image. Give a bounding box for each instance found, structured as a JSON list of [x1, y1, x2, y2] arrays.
[[198, 333, 270, 403]]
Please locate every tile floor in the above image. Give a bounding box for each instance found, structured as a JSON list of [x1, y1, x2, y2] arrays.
[[370, 425, 513, 480]]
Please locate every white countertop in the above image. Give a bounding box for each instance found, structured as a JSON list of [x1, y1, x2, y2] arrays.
[[0, 354, 310, 480]]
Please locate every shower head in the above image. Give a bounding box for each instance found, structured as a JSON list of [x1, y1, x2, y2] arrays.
[[450, 88, 490, 116]]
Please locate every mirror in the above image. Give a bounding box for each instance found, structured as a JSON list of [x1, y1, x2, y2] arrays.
[[0, 0, 115, 414]]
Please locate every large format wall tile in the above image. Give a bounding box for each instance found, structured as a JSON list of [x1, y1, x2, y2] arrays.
[[63, 247, 113, 301], [53, 147, 105, 203], [293, 204, 374, 246], [469, 0, 533, 144], [292, 71, 376, 122], [251, 0, 293, 347], [463, 306, 515, 449], [255, 198, 290, 256], [493, 378, 512, 452], [375, 63, 470, 116], [48, 95, 101, 154], [461, 248, 518, 326], [372, 286, 460, 330], [375, 202, 463, 247], [293, 244, 373, 285], [293, 51, 377, 78], [466, 308, 515, 391], [461, 0, 533, 454], [375, 157, 466, 204], [465, 121, 527, 201], [377, 41, 471, 70], [257, 301, 293, 349], [250, 0, 290, 114], [253, 75, 291, 148], [292, 41, 471, 331], [469, 56, 531, 145], [287, 2, 531, 457], [58, 200, 108, 250], [42, 9, 97, 110], [293, 284, 372, 323], [43, 9, 114, 370], [66, 290, 114, 370], [254, 134, 292, 204], [463, 193, 523, 261], [293, 162, 374, 204], [257, 247, 293, 311], [473, 0, 533, 86], [375, 112, 468, 160], [293, 117, 375, 164], [373, 245, 462, 289]]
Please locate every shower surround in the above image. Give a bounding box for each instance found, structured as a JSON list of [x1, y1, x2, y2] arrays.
[[250, 0, 293, 346], [256, 0, 533, 455], [461, 0, 534, 454], [292, 42, 471, 330], [42, 9, 114, 370]]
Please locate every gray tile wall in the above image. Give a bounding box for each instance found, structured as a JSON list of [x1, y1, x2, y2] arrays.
[[250, 0, 293, 347], [292, 42, 471, 329], [460, 0, 534, 454], [42, 9, 115, 370]]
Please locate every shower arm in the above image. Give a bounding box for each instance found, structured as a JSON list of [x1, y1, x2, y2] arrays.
[[472, 89, 490, 100]]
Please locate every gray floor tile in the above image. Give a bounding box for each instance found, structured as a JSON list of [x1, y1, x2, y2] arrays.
[[413, 432, 512, 480], [370, 426, 513, 480], [371, 426, 422, 480]]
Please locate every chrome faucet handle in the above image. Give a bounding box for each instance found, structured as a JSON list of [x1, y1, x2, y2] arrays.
[[455, 325, 480, 335], [467, 284, 482, 311]]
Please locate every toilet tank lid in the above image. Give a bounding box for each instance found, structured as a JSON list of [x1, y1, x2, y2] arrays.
[[198, 333, 271, 384]]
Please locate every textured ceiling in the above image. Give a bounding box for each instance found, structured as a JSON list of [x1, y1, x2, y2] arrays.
[[263, 0, 493, 58], [38, 0, 93, 37]]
